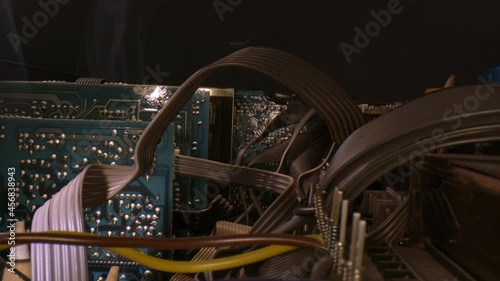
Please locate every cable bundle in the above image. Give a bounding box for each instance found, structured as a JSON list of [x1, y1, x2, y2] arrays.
[[31, 173, 87, 281], [320, 85, 500, 204], [25, 47, 362, 280]]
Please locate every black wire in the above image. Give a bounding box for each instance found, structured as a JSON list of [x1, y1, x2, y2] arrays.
[[0, 58, 78, 77], [293, 207, 316, 216]]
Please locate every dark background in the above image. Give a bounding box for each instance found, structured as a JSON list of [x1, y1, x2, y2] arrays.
[[1, 0, 499, 102]]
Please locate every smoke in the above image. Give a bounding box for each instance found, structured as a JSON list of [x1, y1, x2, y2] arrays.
[[82, 0, 159, 83], [0, 0, 28, 80]]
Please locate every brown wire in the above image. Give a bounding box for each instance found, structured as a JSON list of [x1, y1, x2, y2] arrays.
[[249, 188, 265, 216], [238, 186, 251, 225], [0, 232, 322, 250]]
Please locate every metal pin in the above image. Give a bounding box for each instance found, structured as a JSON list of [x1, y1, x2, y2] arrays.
[[349, 213, 361, 265], [340, 200, 348, 244], [354, 220, 366, 281], [331, 188, 343, 225]]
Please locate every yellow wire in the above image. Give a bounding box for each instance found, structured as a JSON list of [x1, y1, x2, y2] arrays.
[[1, 234, 323, 273], [110, 244, 294, 273]]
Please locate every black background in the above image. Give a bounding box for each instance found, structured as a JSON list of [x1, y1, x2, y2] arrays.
[[1, 0, 500, 101]]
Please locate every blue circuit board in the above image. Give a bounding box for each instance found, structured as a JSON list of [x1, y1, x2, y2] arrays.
[[0, 81, 210, 281]]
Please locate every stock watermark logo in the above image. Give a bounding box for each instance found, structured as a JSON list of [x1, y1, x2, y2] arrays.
[[7, 0, 70, 54], [213, 0, 243, 22], [384, 75, 496, 186], [143, 64, 170, 85], [6, 167, 18, 273], [442, 75, 494, 130], [339, 0, 405, 64]]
